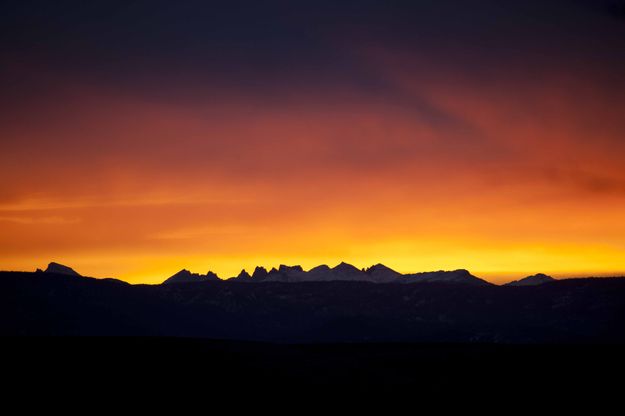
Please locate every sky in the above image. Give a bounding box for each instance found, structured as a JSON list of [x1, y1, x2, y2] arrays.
[[1, 0, 625, 283]]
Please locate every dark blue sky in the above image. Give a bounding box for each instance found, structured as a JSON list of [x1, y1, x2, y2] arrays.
[[2, 0, 625, 94]]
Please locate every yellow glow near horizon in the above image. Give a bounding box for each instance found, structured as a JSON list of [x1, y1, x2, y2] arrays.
[[3, 236, 625, 285]]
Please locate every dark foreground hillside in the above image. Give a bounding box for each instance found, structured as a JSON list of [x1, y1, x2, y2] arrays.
[[3, 272, 625, 406], [2, 271, 625, 342], [3, 337, 624, 407]]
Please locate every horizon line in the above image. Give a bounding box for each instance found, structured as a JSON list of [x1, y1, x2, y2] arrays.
[[4, 261, 625, 285]]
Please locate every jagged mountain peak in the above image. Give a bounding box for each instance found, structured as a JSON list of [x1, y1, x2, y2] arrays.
[[505, 273, 555, 286], [163, 269, 221, 284], [279, 265, 303, 273], [364, 263, 402, 282], [236, 269, 251, 279], [309, 264, 331, 273], [332, 262, 360, 272], [404, 269, 491, 286], [365, 263, 396, 273], [43, 262, 81, 277], [251, 266, 268, 280]]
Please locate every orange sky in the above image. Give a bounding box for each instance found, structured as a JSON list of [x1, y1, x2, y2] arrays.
[[1, 1, 625, 284]]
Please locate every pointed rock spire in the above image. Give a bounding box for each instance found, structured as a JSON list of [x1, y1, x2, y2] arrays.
[[252, 266, 269, 280], [236, 269, 251, 279]]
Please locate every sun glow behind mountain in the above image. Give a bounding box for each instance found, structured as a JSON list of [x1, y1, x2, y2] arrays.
[[1, 1, 625, 283]]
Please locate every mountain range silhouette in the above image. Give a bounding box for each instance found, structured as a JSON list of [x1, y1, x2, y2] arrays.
[[33, 261, 556, 286], [3, 262, 624, 343], [158, 262, 549, 286]]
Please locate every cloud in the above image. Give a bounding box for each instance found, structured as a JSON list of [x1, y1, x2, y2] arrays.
[[0, 216, 80, 225], [544, 169, 625, 196]]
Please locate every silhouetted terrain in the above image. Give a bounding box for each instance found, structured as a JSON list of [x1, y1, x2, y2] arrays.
[[4, 270, 625, 406], [4, 337, 623, 402], [166, 262, 493, 284], [3, 271, 625, 343]]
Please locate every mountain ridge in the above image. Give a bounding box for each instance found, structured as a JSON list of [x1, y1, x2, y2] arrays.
[[221, 262, 492, 285], [22, 261, 562, 286], [162, 263, 528, 286]]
